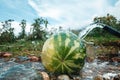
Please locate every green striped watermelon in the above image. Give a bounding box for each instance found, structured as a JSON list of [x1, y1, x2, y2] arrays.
[[41, 31, 86, 74]]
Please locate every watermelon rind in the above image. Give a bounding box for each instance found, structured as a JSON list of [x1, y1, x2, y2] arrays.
[[41, 31, 86, 74]]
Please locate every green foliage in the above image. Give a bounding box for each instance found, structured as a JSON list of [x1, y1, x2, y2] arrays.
[[18, 19, 26, 39], [94, 14, 120, 30], [27, 18, 48, 41], [0, 19, 16, 44], [0, 17, 48, 57], [89, 13, 120, 37], [0, 40, 44, 57], [0, 17, 48, 44]]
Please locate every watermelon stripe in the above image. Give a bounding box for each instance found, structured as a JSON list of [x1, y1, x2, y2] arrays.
[[64, 39, 80, 60], [59, 33, 67, 58], [63, 62, 73, 73], [41, 32, 86, 74]]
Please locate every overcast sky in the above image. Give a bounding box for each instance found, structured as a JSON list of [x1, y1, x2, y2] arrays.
[[0, 0, 120, 34]]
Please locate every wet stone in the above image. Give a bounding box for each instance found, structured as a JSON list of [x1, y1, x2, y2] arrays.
[[0, 52, 12, 58], [93, 75, 103, 80], [39, 71, 50, 80], [28, 55, 40, 62], [57, 75, 70, 80], [112, 73, 120, 80], [112, 57, 120, 62]]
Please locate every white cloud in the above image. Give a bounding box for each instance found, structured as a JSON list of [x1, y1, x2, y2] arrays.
[[28, 0, 119, 29], [0, 21, 32, 36], [28, 0, 62, 20], [105, 0, 120, 19], [11, 21, 32, 36]]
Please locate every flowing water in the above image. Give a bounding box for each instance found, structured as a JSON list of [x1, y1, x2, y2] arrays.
[[80, 59, 120, 80], [0, 58, 44, 80], [79, 23, 103, 39], [0, 58, 119, 80]]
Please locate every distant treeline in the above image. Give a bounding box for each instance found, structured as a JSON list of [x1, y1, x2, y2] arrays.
[[0, 18, 48, 44], [0, 14, 120, 44]]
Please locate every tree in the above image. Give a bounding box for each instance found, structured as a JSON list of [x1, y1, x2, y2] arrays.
[[0, 19, 15, 44], [30, 18, 47, 40], [44, 19, 48, 28], [18, 19, 26, 39], [89, 14, 120, 37], [94, 14, 117, 26]]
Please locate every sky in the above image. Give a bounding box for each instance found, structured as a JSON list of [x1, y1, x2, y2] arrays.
[[0, 0, 120, 34]]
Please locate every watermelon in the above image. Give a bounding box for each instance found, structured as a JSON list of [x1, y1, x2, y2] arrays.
[[41, 31, 86, 74]]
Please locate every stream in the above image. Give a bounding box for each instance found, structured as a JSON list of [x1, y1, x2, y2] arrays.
[[0, 57, 120, 80]]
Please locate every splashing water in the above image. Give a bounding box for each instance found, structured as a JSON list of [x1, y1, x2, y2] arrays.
[[80, 59, 120, 80], [79, 22, 120, 39], [78, 23, 120, 80]]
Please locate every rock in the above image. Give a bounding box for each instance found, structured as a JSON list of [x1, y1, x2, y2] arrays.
[[86, 42, 95, 62], [103, 77, 110, 80], [39, 71, 50, 80], [0, 52, 3, 57], [28, 56, 39, 62], [57, 75, 70, 80], [97, 56, 109, 61], [112, 73, 120, 80], [86, 57, 95, 62], [112, 57, 120, 62], [93, 75, 103, 80], [3, 52, 12, 57], [0, 52, 12, 57], [50, 75, 57, 80], [72, 76, 81, 80], [103, 73, 117, 80]]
